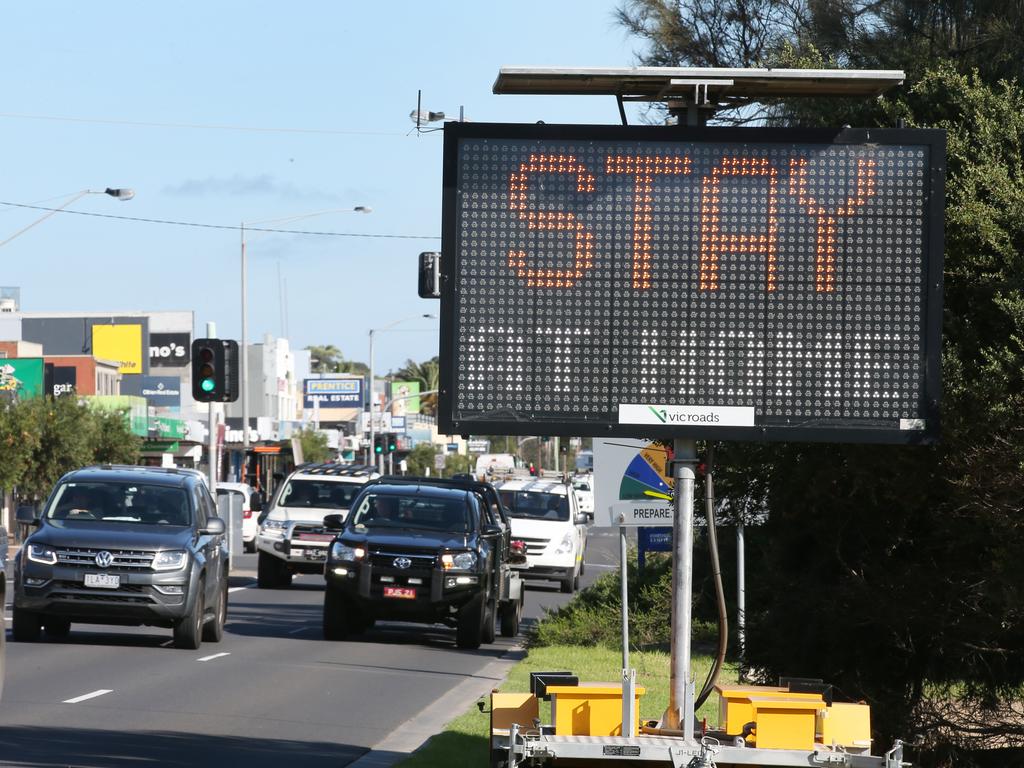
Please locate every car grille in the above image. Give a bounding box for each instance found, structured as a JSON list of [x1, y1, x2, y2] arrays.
[[53, 580, 149, 594], [369, 550, 436, 575], [290, 524, 334, 543], [514, 536, 550, 556], [49, 583, 156, 604], [55, 547, 156, 571]]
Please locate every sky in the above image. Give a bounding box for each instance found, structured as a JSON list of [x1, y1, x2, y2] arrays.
[[0, 1, 650, 374]]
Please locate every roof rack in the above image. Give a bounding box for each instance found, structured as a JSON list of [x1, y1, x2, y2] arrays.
[[295, 462, 378, 477], [375, 475, 496, 490]]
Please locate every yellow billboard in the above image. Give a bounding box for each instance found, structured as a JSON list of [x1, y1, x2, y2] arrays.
[[92, 324, 143, 374]]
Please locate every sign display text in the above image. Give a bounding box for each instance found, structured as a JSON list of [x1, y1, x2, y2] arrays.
[[439, 123, 944, 443]]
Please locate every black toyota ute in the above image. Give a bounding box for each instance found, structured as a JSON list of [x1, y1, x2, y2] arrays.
[[13, 465, 229, 649], [322, 479, 525, 649]]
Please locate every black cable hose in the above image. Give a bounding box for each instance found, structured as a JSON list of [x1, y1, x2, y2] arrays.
[[695, 443, 728, 710]]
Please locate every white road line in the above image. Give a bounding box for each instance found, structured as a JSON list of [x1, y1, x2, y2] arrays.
[[587, 563, 618, 569], [63, 689, 113, 704], [197, 652, 231, 662], [160, 639, 174, 647], [228, 583, 255, 593], [287, 625, 314, 635]]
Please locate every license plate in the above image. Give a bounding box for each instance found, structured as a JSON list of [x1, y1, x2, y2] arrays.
[[304, 548, 326, 560], [383, 586, 416, 600], [84, 573, 120, 589]]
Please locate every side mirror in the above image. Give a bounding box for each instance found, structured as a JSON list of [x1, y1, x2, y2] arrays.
[[201, 516, 226, 536], [323, 513, 345, 531], [481, 524, 502, 537], [574, 514, 588, 526], [586, 512, 594, 522], [16, 505, 39, 525], [250, 492, 264, 513]]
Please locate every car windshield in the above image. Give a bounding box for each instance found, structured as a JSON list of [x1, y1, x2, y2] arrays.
[[46, 482, 191, 526], [349, 493, 471, 533], [498, 490, 570, 522], [278, 479, 361, 510]]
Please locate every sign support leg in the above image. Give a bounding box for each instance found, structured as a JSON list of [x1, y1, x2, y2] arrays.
[[737, 519, 746, 681], [620, 525, 636, 736], [664, 438, 696, 740]]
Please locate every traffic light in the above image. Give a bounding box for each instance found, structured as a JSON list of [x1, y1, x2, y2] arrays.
[[385, 433, 398, 453], [374, 434, 385, 455], [191, 338, 240, 402]]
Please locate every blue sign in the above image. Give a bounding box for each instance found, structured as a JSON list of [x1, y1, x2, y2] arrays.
[[639, 527, 673, 552], [120, 375, 181, 408], [638, 526, 672, 573], [304, 378, 363, 408]]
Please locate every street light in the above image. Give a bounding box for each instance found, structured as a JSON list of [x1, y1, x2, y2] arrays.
[[368, 313, 437, 471], [239, 206, 371, 454], [0, 187, 134, 248]]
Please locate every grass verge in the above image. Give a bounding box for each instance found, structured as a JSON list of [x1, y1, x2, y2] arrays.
[[394, 645, 737, 768]]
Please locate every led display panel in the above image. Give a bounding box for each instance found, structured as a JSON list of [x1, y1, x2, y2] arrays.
[[439, 123, 944, 444]]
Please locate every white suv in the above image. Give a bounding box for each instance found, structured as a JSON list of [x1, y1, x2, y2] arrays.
[[256, 463, 378, 588], [493, 477, 588, 593]]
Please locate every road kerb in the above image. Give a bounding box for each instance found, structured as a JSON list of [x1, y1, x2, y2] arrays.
[[345, 644, 527, 768]]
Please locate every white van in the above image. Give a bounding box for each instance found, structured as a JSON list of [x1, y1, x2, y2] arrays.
[[493, 478, 588, 593], [475, 453, 517, 480]]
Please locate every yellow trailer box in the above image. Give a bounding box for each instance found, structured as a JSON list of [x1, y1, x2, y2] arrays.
[[716, 685, 825, 738], [818, 701, 872, 751], [491, 692, 539, 733], [747, 695, 821, 751], [546, 683, 646, 736]]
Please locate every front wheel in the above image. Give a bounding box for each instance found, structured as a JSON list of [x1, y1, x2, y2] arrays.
[[456, 592, 486, 649], [559, 568, 576, 594], [499, 595, 522, 638], [174, 586, 204, 650], [44, 617, 72, 639], [481, 597, 497, 645], [323, 588, 350, 641], [202, 580, 227, 642], [12, 608, 41, 642]]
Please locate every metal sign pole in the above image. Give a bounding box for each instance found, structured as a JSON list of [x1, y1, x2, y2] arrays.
[[737, 519, 747, 680], [620, 523, 635, 735], [665, 438, 696, 739]]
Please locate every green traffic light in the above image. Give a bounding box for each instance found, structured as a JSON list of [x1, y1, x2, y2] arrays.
[[374, 445, 383, 454], [201, 378, 215, 393]]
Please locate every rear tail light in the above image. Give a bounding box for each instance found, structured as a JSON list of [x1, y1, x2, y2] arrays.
[[243, 509, 252, 519], [510, 539, 527, 556]]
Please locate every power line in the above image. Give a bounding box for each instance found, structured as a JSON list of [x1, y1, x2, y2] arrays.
[[0, 201, 440, 241], [0, 111, 406, 138]]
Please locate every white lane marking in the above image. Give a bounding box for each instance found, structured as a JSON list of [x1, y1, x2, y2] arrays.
[[228, 582, 255, 593], [586, 563, 618, 570], [160, 639, 174, 647], [63, 689, 113, 704], [197, 652, 231, 662], [287, 625, 314, 635]]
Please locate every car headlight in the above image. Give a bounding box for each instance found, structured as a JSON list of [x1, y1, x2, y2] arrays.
[[27, 543, 57, 565], [554, 532, 575, 555], [153, 550, 188, 571], [260, 519, 287, 538], [330, 542, 364, 561], [441, 551, 477, 570]]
